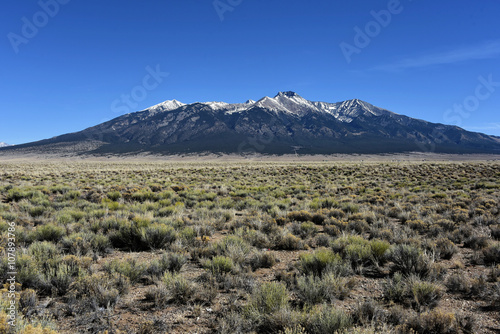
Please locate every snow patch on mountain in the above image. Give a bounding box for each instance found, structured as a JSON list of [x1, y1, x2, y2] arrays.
[[144, 92, 396, 123], [145, 100, 185, 114]]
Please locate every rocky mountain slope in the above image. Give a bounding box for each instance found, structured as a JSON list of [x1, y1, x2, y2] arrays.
[[2, 92, 500, 156]]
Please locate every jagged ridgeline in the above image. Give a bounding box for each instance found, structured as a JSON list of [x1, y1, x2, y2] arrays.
[[2, 92, 500, 155]]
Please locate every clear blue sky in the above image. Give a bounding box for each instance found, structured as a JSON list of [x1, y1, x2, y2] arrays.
[[1, 0, 500, 145]]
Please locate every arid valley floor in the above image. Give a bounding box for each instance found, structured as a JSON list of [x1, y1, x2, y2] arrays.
[[1, 158, 500, 333]]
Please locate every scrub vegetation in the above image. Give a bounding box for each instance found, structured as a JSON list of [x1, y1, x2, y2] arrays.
[[0, 160, 499, 333]]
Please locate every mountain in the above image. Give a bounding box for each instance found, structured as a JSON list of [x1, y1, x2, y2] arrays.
[[2, 92, 500, 156], [0, 142, 10, 148]]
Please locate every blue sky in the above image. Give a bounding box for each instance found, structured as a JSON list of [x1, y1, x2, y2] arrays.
[[1, 0, 500, 145]]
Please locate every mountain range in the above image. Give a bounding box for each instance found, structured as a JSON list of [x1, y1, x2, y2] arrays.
[[1, 92, 500, 156]]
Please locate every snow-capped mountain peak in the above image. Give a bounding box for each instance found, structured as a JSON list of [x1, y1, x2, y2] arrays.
[[146, 99, 185, 114], [270, 91, 321, 115], [254, 96, 293, 114], [203, 101, 255, 114], [337, 99, 386, 118], [0, 142, 10, 148], [140, 93, 395, 123]]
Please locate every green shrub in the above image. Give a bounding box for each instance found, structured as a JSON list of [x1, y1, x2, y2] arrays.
[[31, 224, 65, 242], [45, 262, 80, 296], [245, 229, 271, 249], [352, 299, 386, 327], [328, 209, 345, 219], [488, 265, 500, 282], [324, 225, 341, 237], [315, 198, 339, 210], [436, 219, 456, 232], [290, 222, 318, 238], [218, 311, 253, 334], [5, 187, 26, 202], [401, 309, 457, 334], [179, 226, 196, 243], [249, 252, 276, 270], [107, 191, 121, 201], [277, 233, 304, 250], [67, 209, 85, 221], [313, 234, 332, 248], [347, 220, 369, 234], [287, 211, 313, 222], [141, 223, 177, 250], [296, 275, 325, 305], [410, 277, 443, 309], [91, 233, 110, 254], [389, 244, 432, 278], [158, 206, 176, 217], [370, 239, 390, 265], [296, 273, 355, 304], [101, 198, 121, 211], [490, 283, 500, 310], [383, 272, 408, 304], [345, 243, 373, 271], [215, 235, 252, 265], [6, 188, 44, 202], [483, 243, 500, 265], [103, 258, 145, 283], [204, 256, 234, 275], [28, 206, 46, 217], [332, 235, 388, 269], [108, 219, 149, 251], [406, 219, 429, 232], [144, 283, 170, 308], [299, 249, 343, 277], [56, 212, 74, 225], [19, 289, 38, 314], [70, 273, 123, 308], [28, 241, 59, 263], [60, 232, 110, 255], [331, 235, 367, 254], [148, 252, 187, 276], [63, 190, 81, 200], [311, 213, 327, 225], [464, 235, 489, 250], [341, 203, 359, 214], [304, 305, 352, 334], [162, 272, 195, 304], [245, 282, 290, 316], [131, 190, 157, 202], [446, 273, 471, 294], [14, 254, 43, 290], [434, 238, 458, 260]]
